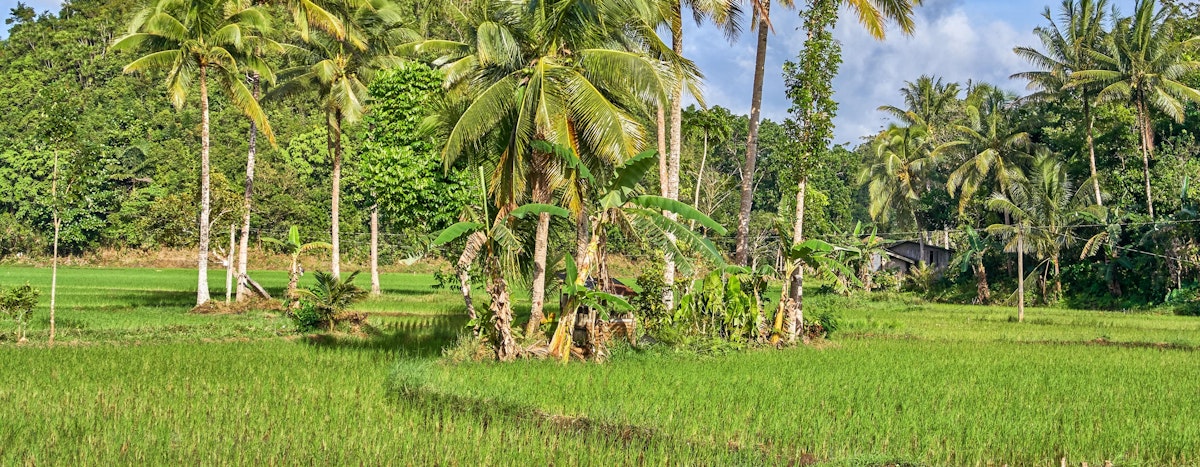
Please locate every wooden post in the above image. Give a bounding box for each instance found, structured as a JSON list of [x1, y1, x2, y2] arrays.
[[226, 224, 235, 304]]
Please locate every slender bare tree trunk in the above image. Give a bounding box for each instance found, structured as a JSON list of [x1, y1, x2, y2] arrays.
[[663, 11, 685, 311], [1137, 99, 1155, 219], [656, 103, 676, 310], [788, 176, 806, 343], [226, 224, 235, 303], [237, 74, 259, 301], [370, 204, 380, 296], [736, 3, 770, 266], [1017, 232, 1025, 323], [49, 151, 58, 345], [528, 151, 551, 336], [691, 129, 709, 230], [197, 64, 212, 306], [329, 110, 343, 278], [1084, 99, 1103, 206]]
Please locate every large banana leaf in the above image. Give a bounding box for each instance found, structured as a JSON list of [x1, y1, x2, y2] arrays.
[[509, 203, 571, 220], [599, 149, 657, 209], [629, 195, 727, 235], [433, 221, 485, 245], [628, 208, 726, 266]]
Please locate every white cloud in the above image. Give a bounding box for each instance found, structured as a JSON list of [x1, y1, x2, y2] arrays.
[[685, 1, 1039, 146]]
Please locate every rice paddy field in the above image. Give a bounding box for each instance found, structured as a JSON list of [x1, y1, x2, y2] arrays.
[[2, 265, 1199, 465]]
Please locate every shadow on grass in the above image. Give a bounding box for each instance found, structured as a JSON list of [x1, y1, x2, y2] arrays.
[[105, 290, 198, 310], [302, 315, 468, 357]]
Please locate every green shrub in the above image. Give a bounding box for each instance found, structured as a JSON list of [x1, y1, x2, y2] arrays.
[[291, 271, 367, 331], [1, 283, 40, 341]]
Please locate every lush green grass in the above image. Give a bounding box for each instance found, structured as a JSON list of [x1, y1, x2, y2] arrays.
[[0, 265, 474, 342], [0, 340, 765, 464], [2, 265, 1199, 465], [400, 340, 1200, 466]]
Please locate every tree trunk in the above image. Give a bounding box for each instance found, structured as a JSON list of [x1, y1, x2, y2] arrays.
[[975, 259, 990, 304], [370, 204, 380, 296], [226, 224, 235, 303], [49, 152, 59, 345], [486, 251, 516, 362], [287, 256, 300, 307], [663, 10, 684, 310], [1017, 233, 1025, 323], [735, 2, 770, 266], [1053, 254, 1062, 303], [457, 231, 485, 323], [787, 175, 806, 343], [691, 129, 709, 230], [1137, 99, 1155, 219], [196, 64, 212, 306], [329, 110, 343, 278], [656, 103, 676, 311], [528, 151, 552, 337], [237, 74, 259, 301], [1084, 99, 1103, 206], [549, 224, 603, 362]]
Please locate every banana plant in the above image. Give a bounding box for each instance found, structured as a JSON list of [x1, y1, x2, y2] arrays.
[[434, 202, 571, 362], [262, 226, 333, 305], [772, 238, 859, 344], [541, 145, 728, 362]]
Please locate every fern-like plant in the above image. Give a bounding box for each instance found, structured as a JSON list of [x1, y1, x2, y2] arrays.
[[294, 271, 367, 332]]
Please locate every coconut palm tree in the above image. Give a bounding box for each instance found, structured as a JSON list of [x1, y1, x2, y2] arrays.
[[112, 0, 276, 306], [987, 150, 1095, 310], [1013, 0, 1110, 206], [734, 0, 925, 265], [1075, 0, 1195, 219], [877, 74, 961, 138], [656, 0, 741, 310], [272, 0, 405, 279], [859, 122, 958, 231], [412, 0, 676, 335], [1073, 0, 1200, 219], [947, 85, 1032, 215]]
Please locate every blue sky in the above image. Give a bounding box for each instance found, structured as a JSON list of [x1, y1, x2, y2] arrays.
[[1, 0, 1138, 143]]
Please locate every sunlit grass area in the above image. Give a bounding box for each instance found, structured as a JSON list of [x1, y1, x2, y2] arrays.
[[2, 265, 1198, 465]]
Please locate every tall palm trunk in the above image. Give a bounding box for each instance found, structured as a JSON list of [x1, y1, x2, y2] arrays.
[[663, 6, 684, 310], [656, 103, 675, 310], [197, 63, 212, 306], [1017, 233, 1025, 323], [329, 109, 343, 278], [1136, 98, 1155, 219], [1083, 99, 1103, 206], [370, 204, 380, 296], [528, 151, 552, 337], [736, 1, 770, 266], [236, 73, 259, 301]]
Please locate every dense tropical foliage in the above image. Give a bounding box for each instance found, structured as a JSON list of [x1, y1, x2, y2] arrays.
[[3, 0, 1200, 357]]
